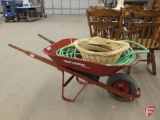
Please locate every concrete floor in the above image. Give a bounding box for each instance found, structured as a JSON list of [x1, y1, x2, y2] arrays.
[[0, 15, 160, 120]]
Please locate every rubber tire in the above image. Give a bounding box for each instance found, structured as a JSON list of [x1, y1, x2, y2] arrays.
[[106, 73, 138, 102], [44, 14, 47, 18], [14, 16, 19, 22], [4, 17, 9, 22], [4, 19, 7, 22]]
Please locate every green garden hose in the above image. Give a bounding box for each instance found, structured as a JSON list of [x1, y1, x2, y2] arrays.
[[56, 39, 149, 65]]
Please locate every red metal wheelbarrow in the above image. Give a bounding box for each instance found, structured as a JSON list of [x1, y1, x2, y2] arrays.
[[8, 34, 141, 102]]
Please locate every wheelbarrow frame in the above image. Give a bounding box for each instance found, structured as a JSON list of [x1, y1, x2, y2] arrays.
[[8, 34, 141, 102]]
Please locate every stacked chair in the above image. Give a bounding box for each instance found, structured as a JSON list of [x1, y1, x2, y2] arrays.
[[86, 8, 122, 40], [86, 6, 160, 75], [126, 10, 160, 75], [121, 5, 144, 39]]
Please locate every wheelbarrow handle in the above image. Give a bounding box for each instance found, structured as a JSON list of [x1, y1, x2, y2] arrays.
[[8, 44, 57, 68], [8, 44, 26, 53], [38, 34, 55, 44]]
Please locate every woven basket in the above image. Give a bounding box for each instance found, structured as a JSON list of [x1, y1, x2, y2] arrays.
[[74, 39, 130, 64]]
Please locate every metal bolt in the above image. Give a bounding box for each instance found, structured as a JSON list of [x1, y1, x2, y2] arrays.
[[30, 54, 34, 58]]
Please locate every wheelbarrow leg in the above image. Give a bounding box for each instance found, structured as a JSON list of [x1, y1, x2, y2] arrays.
[[61, 71, 89, 102]]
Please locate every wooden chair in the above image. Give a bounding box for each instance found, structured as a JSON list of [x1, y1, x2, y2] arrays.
[[86, 8, 122, 40], [121, 5, 144, 39], [127, 10, 160, 75], [123, 5, 144, 12]]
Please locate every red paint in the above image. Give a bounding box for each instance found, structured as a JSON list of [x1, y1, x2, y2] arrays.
[[113, 82, 130, 93], [43, 38, 141, 76], [144, 106, 157, 117]]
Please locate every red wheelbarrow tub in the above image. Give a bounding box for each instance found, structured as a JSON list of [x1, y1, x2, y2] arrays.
[[43, 38, 141, 76]]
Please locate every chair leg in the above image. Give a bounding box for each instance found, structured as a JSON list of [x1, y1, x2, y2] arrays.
[[147, 52, 151, 65], [102, 29, 106, 38], [150, 50, 156, 75]]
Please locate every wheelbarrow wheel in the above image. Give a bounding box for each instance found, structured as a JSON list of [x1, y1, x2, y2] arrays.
[[106, 73, 138, 102]]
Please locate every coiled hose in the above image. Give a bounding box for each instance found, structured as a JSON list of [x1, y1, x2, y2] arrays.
[[56, 39, 149, 65]]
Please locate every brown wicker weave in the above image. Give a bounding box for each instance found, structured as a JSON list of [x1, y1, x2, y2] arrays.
[[74, 38, 130, 64]]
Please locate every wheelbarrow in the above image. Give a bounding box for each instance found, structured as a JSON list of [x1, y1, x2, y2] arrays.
[[8, 34, 141, 102]]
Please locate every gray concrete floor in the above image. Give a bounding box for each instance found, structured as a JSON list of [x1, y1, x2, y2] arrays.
[[0, 15, 160, 120]]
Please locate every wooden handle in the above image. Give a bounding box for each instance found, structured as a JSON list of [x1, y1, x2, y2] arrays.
[[8, 43, 57, 68], [8, 44, 26, 53], [38, 34, 55, 44]]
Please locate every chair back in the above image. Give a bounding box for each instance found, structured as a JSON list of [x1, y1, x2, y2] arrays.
[[128, 10, 160, 49], [86, 8, 122, 39], [123, 5, 144, 12]]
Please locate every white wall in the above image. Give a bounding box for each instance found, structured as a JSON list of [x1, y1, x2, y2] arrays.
[[44, 0, 97, 14]]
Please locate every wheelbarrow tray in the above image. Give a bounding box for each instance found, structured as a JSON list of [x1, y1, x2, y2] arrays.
[[43, 38, 140, 76]]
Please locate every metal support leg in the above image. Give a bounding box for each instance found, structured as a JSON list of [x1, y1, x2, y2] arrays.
[[61, 71, 89, 102]]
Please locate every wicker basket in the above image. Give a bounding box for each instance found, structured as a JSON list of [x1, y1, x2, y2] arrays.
[[74, 39, 130, 64]]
